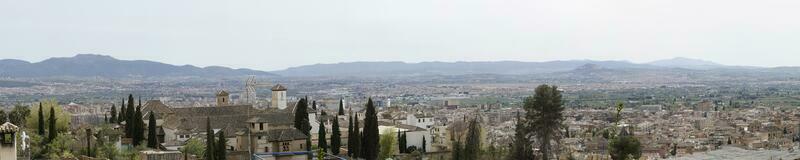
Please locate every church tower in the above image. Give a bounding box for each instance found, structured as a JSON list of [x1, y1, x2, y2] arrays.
[[271, 84, 287, 109], [216, 90, 230, 106]]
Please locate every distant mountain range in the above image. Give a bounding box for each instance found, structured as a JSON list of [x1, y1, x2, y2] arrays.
[[1, 54, 793, 78], [0, 54, 277, 78], [272, 57, 767, 77]]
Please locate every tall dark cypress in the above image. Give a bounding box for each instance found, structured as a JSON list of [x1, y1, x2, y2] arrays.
[[398, 131, 407, 153], [126, 94, 135, 138], [338, 98, 345, 115], [347, 114, 354, 157], [331, 117, 341, 155], [110, 104, 117, 123], [312, 100, 317, 110], [318, 120, 328, 153], [133, 104, 144, 146], [205, 117, 215, 160], [422, 136, 427, 153], [294, 98, 311, 136], [48, 106, 57, 142], [216, 131, 227, 160], [37, 103, 44, 136], [119, 99, 126, 125], [362, 98, 379, 160], [464, 119, 481, 160], [147, 111, 158, 148], [353, 114, 361, 158]]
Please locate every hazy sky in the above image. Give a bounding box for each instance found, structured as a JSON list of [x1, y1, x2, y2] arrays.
[[1, 0, 799, 71]]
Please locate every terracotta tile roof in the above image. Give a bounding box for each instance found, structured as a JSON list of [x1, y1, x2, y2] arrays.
[[0, 122, 20, 133], [271, 84, 287, 91]]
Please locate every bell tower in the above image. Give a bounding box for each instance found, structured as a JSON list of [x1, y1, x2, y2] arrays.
[[216, 90, 230, 106]]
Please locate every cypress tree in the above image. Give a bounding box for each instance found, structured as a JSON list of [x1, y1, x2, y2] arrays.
[[205, 117, 215, 160], [147, 111, 158, 148], [217, 131, 227, 160], [294, 98, 311, 136], [422, 136, 427, 153], [134, 104, 144, 146], [347, 114, 354, 157], [318, 120, 328, 153], [37, 102, 44, 136], [312, 100, 317, 110], [104, 114, 108, 123], [331, 117, 341, 155], [510, 111, 533, 160], [338, 98, 345, 115], [362, 98, 379, 160], [464, 119, 481, 160], [119, 99, 126, 125], [48, 106, 57, 142], [353, 114, 361, 158], [126, 94, 135, 138], [398, 131, 406, 153], [110, 104, 117, 123], [452, 139, 463, 160]]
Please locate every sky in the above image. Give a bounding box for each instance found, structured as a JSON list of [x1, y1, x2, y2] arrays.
[[1, 0, 799, 71]]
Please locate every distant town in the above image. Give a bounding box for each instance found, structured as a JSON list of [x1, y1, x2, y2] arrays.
[[2, 55, 800, 160]]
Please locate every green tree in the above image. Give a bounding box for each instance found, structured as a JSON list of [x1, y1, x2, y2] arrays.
[[318, 120, 328, 153], [362, 98, 379, 160], [126, 94, 135, 138], [348, 114, 354, 157], [331, 116, 342, 155], [216, 131, 227, 160], [28, 100, 71, 134], [422, 136, 426, 153], [464, 119, 481, 160], [48, 106, 58, 143], [451, 139, 463, 160], [0, 110, 6, 123], [524, 85, 565, 160], [9, 104, 31, 126], [132, 104, 144, 146], [312, 100, 317, 110], [119, 99, 126, 125], [670, 144, 677, 156], [609, 135, 642, 160], [509, 112, 533, 160], [378, 129, 397, 160], [398, 131, 407, 153], [37, 103, 45, 135], [180, 138, 206, 159], [95, 124, 122, 159], [147, 111, 158, 148], [205, 117, 215, 160], [338, 98, 345, 115], [110, 104, 117, 123], [353, 114, 362, 158], [47, 133, 77, 159], [294, 98, 311, 136]]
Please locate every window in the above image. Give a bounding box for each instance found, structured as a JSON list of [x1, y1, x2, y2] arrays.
[[260, 123, 264, 130], [258, 136, 262, 140], [2, 133, 13, 144], [265, 147, 269, 152], [251, 123, 255, 129], [282, 142, 290, 151]]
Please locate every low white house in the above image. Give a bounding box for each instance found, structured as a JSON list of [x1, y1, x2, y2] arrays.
[[1, 122, 20, 160]]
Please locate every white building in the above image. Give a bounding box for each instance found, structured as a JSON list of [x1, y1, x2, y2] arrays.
[[0, 122, 20, 160], [405, 113, 434, 130], [271, 84, 288, 110]]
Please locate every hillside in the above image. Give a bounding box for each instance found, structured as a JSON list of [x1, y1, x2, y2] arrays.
[[0, 54, 277, 78]]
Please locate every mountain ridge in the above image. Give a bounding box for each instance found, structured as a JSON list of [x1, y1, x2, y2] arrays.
[[0, 54, 277, 78]]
